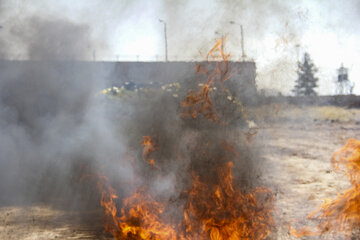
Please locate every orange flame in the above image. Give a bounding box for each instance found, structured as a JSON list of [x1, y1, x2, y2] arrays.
[[97, 175, 179, 239], [183, 161, 275, 240], [181, 83, 218, 122], [181, 37, 235, 123], [291, 138, 360, 238], [142, 136, 157, 168], [206, 37, 233, 85], [96, 160, 275, 240], [95, 38, 275, 239], [96, 140, 275, 240]]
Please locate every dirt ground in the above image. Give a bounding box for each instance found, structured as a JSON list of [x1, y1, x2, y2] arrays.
[[257, 105, 360, 239], [260, 121, 357, 239], [0, 206, 113, 240], [1, 105, 359, 239]]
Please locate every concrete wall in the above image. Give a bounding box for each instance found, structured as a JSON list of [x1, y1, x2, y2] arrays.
[[0, 59, 256, 91], [2, 60, 358, 107], [110, 61, 257, 102], [109, 61, 255, 83]]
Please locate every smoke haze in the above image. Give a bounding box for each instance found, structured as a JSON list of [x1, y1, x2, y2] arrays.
[[0, 27, 263, 239], [0, 1, 359, 94], [0, 16, 118, 208], [0, 0, 359, 217]]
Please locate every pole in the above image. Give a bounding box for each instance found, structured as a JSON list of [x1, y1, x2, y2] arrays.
[[159, 19, 168, 62], [240, 25, 246, 59], [164, 22, 168, 62], [229, 21, 246, 60]]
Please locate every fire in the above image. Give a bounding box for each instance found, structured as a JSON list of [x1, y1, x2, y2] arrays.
[[181, 83, 218, 122], [181, 37, 235, 123], [95, 38, 275, 239], [142, 136, 157, 168], [96, 158, 275, 240], [183, 161, 275, 240], [97, 175, 179, 239], [291, 138, 360, 238]]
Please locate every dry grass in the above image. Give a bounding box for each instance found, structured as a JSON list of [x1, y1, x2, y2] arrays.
[[247, 104, 360, 123]]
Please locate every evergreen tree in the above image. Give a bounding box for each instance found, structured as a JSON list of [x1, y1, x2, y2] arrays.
[[292, 52, 318, 96]]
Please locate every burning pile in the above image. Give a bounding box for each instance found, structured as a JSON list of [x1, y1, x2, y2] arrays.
[[182, 161, 274, 240], [291, 138, 360, 238], [94, 39, 275, 240]]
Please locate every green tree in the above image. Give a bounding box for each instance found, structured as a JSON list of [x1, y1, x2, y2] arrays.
[[292, 52, 319, 96]]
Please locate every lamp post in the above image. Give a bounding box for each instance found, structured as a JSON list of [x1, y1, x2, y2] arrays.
[[159, 19, 168, 62], [229, 21, 246, 60]]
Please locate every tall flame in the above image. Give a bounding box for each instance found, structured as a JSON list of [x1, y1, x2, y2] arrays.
[[183, 161, 275, 240], [96, 159, 275, 240], [95, 38, 275, 239], [181, 37, 235, 123], [291, 138, 360, 238]]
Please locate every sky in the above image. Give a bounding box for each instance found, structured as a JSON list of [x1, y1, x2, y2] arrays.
[[0, 0, 359, 95]]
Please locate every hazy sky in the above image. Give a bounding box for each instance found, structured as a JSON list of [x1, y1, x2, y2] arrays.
[[1, 0, 359, 95]]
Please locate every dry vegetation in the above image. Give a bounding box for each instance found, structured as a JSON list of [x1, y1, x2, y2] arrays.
[[248, 104, 360, 123]]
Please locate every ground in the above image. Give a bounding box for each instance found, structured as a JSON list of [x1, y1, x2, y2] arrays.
[[0, 206, 112, 240], [1, 105, 359, 239], [261, 120, 356, 239], [257, 105, 360, 239]]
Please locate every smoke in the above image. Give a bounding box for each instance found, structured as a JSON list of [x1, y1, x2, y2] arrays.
[[0, 0, 359, 95], [11, 17, 93, 60], [0, 16, 123, 209], [0, 2, 273, 229], [98, 61, 264, 230], [159, 0, 301, 56]]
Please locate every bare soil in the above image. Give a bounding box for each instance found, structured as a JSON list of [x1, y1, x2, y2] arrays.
[[0, 206, 112, 239], [260, 121, 358, 239]]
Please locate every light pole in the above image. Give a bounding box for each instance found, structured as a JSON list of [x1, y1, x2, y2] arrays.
[[159, 19, 168, 62], [229, 21, 246, 60]]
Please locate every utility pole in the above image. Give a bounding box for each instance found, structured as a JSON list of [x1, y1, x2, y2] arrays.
[[159, 19, 168, 62], [240, 25, 245, 59], [229, 21, 246, 60]]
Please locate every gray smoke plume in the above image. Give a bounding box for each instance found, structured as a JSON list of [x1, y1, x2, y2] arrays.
[[0, 25, 262, 211], [11, 17, 93, 60], [0, 10, 267, 240], [0, 16, 123, 209]]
